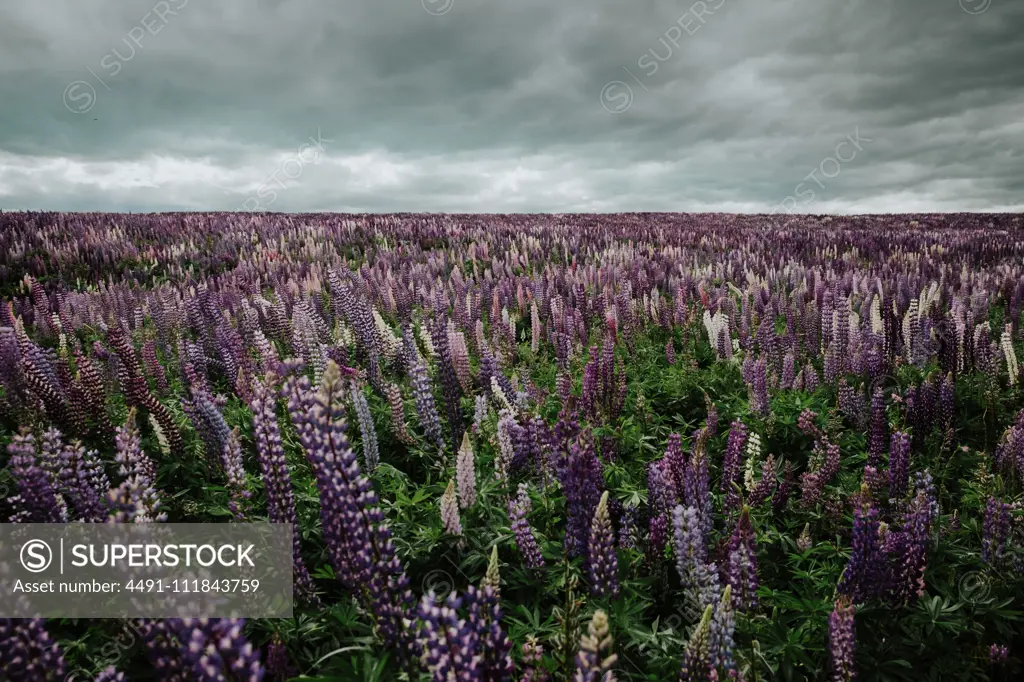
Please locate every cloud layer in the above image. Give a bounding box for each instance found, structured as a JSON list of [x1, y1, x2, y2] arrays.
[[1, 0, 1022, 212]]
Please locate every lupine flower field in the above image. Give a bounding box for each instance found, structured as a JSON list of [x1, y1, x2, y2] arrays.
[[2, 211, 1024, 681]]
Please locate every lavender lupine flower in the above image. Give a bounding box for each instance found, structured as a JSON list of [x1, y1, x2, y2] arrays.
[[222, 427, 251, 520], [430, 319, 465, 449], [684, 433, 714, 543], [665, 339, 676, 365], [560, 438, 604, 558], [0, 618, 67, 681], [509, 483, 545, 569], [647, 460, 677, 518], [113, 409, 164, 523], [673, 505, 720, 611], [457, 431, 477, 508], [678, 605, 713, 682], [748, 454, 777, 508], [705, 400, 719, 438], [287, 361, 414, 655], [982, 497, 1011, 566], [384, 382, 415, 445], [839, 487, 887, 604], [406, 331, 446, 451], [887, 471, 938, 604], [572, 609, 617, 682], [266, 636, 298, 681], [107, 325, 182, 454], [417, 586, 514, 682], [587, 491, 620, 598], [56, 441, 108, 522], [520, 636, 549, 682], [663, 433, 687, 504], [171, 618, 263, 682], [350, 379, 380, 472], [829, 597, 857, 682], [473, 393, 490, 434], [441, 479, 463, 536], [251, 375, 317, 603], [797, 523, 812, 552], [618, 503, 639, 551], [721, 421, 748, 513], [725, 507, 759, 612], [988, 644, 1009, 665], [709, 584, 737, 678], [647, 512, 668, 568], [751, 357, 770, 415], [888, 431, 911, 502], [868, 388, 887, 468], [781, 352, 796, 389], [495, 410, 517, 481], [6, 431, 66, 523]]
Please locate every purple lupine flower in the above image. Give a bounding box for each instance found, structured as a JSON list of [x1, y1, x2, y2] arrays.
[[704, 399, 720, 436], [286, 361, 414, 655], [721, 420, 748, 513], [6, 431, 66, 523], [266, 636, 298, 681], [692, 447, 717, 548], [751, 357, 770, 415], [406, 329, 446, 451], [509, 483, 545, 569], [829, 597, 856, 682], [647, 512, 668, 568], [171, 618, 263, 682], [572, 609, 617, 682], [725, 507, 759, 612], [772, 461, 794, 513], [385, 382, 415, 445], [868, 387, 887, 468], [113, 409, 164, 523], [839, 487, 887, 604], [350, 379, 380, 472], [587, 491, 620, 598], [678, 604, 713, 682], [441, 479, 463, 536], [430, 319, 465, 449], [747, 454, 777, 508], [982, 497, 1011, 566], [417, 586, 513, 682], [665, 339, 676, 365], [663, 433, 688, 503], [456, 432, 478, 508], [888, 431, 911, 501], [709, 584, 737, 678], [559, 438, 604, 558], [473, 393, 489, 434], [618, 503, 639, 551], [647, 460, 677, 518], [804, 362, 820, 392], [988, 644, 1009, 665], [251, 375, 317, 603], [0, 618, 67, 681], [107, 324, 182, 454], [781, 352, 796, 389]]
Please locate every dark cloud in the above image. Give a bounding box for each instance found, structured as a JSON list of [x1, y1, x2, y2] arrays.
[[0, 0, 1021, 212]]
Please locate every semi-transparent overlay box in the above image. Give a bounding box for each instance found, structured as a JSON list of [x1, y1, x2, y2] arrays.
[[0, 523, 293, 618]]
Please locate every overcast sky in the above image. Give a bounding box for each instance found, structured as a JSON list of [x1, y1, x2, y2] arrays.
[[1, 0, 1022, 213]]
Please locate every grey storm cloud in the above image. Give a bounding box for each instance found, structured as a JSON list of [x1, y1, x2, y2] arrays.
[[0, 0, 1021, 213]]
